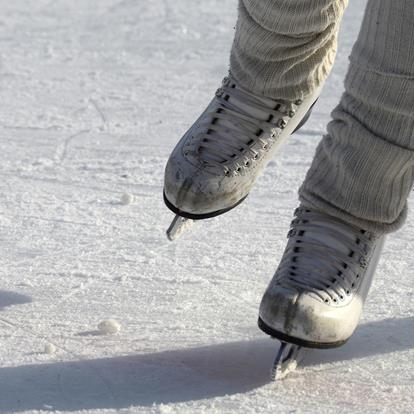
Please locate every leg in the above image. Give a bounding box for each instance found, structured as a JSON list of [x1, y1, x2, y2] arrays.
[[230, 0, 348, 99], [259, 0, 412, 378], [164, 0, 349, 233], [299, 0, 414, 235]]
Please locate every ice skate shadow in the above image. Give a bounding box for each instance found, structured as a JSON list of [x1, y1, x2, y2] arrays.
[[0, 338, 273, 412], [0, 316, 412, 412], [0, 290, 32, 310]]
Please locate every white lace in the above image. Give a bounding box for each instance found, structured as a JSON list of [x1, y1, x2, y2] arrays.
[[274, 208, 376, 304], [190, 76, 301, 172]]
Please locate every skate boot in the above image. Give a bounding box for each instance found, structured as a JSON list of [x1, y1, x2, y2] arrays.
[[164, 74, 322, 240], [258, 207, 385, 380]]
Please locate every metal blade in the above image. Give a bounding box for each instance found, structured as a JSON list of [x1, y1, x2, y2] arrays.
[[166, 215, 194, 241], [271, 341, 306, 381]]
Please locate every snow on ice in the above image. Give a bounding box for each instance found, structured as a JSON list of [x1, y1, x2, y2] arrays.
[[120, 193, 134, 205], [44, 343, 57, 355], [98, 319, 122, 335]]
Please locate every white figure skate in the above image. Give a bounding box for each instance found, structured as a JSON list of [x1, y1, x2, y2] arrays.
[[164, 75, 321, 240], [258, 207, 385, 380]]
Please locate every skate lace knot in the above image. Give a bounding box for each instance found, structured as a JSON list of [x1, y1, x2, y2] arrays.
[[275, 208, 377, 304], [185, 75, 301, 174]]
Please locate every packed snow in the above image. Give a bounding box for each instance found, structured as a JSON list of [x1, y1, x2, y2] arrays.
[[98, 319, 121, 335], [0, 0, 413, 413], [44, 343, 57, 355], [120, 193, 134, 206]]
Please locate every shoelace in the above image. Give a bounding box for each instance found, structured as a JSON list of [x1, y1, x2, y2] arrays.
[[192, 76, 301, 171], [275, 208, 376, 304]]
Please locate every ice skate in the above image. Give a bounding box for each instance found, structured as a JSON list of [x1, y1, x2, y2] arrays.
[[258, 207, 385, 380], [163, 74, 321, 239]]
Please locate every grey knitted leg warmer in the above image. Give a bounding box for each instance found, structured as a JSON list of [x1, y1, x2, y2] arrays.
[[299, 0, 414, 235], [230, 0, 348, 100]]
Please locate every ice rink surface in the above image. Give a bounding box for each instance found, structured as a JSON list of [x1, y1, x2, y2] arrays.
[[0, 1, 413, 413]]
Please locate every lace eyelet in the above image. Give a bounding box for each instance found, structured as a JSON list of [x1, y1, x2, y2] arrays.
[[262, 143, 268, 150], [324, 298, 330, 304], [289, 110, 295, 117], [222, 76, 230, 87], [295, 99, 303, 105], [278, 119, 288, 129], [244, 161, 250, 167], [287, 229, 296, 238], [215, 88, 224, 98]]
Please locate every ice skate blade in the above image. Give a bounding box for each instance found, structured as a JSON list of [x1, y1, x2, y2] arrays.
[[271, 341, 305, 381], [166, 215, 194, 241]]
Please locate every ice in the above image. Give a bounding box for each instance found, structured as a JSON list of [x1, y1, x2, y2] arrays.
[[0, 0, 413, 413]]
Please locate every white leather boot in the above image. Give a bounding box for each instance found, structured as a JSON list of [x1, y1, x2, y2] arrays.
[[164, 75, 321, 221], [259, 206, 385, 348]]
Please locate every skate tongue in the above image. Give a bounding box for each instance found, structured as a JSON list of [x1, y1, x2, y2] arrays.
[[305, 221, 353, 255], [226, 83, 277, 122]]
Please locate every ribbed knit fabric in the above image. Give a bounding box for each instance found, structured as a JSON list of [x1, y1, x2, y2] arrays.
[[299, 0, 414, 235], [230, 0, 348, 100]]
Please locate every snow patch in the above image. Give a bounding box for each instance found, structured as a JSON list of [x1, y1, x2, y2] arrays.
[[98, 319, 121, 335], [121, 193, 134, 205], [158, 404, 176, 414], [44, 343, 57, 354]]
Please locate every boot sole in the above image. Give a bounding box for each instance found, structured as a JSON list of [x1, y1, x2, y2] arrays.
[[163, 191, 248, 220], [258, 316, 348, 349]]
